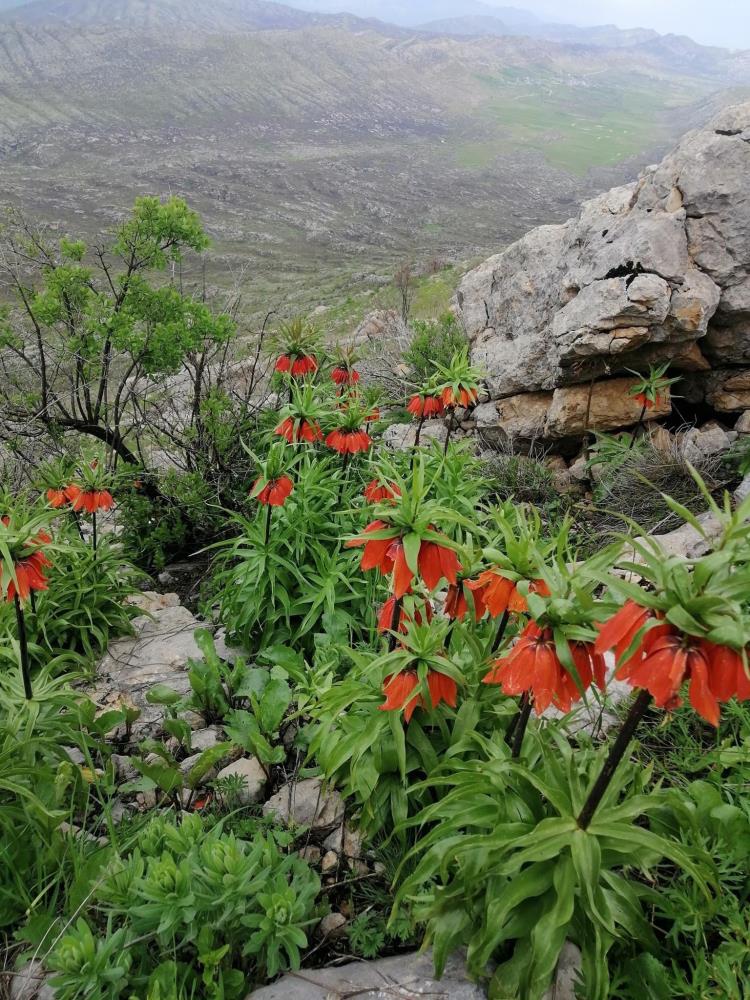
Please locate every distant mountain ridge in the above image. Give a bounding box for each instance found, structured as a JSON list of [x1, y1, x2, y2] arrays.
[[0, 0, 748, 317]]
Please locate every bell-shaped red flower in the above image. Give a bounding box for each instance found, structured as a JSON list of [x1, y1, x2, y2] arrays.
[[1, 533, 52, 604], [331, 366, 360, 385], [346, 520, 397, 575], [483, 622, 605, 715], [595, 600, 662, 673], [275, 416, 322, 444], [47, 488, 69, 509], [276, 354, 318, 377], [67, 485, 114, 514], [407, 394, 444, 419], [633, 392, 658, 410], [254, 475, 293, 507], [615, 628, 750, 726], [467, 570, 549, 618], [363, 479, 401, 504], [325, 428, 372, 455], [441, 386, 478, 409], [379, 669, 457, 722]]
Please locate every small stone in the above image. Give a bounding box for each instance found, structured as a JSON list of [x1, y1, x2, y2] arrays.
[[735, 411, 750, 434], [110, 800, 130, 824], [321, 850, 338, 873], [136, 789, 157, 810], [322, 824, 363, 862], [681, 422, 733, 463], [10, 960, 47, 1000], [298, 846, 321, 864], [63, 746, 85, 765], [317, 912, 347, 939], [262, 778, 344, 832], [190, 727, 223, 752], [111, 754, 138, 783], [215, 757, 267, 805]]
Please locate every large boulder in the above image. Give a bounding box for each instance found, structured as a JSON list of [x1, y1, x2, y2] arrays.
[[457, 102, 749, 416]]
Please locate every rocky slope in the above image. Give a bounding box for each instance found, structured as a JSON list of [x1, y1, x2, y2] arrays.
[[457, 101, 750, 447]]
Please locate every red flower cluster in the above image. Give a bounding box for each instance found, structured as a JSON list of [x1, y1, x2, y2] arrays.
[[275, 354, 317, 377], [0, 530, 52, 604], [67, 486, 114, 514], [331, 366, 360, 386], [326, 428, 372, 455], [363, 479, 401, 504], [407, 394, 444, 419], [596, 600, 750, 726], [379, 669, 457, 722], [347, 522, 461, 598], [466, 570, 550, 619], [483, 622, 605, 715], [275, 417, 322, 444], [254, 476, 293, 507], [441, 386, 479, 409]]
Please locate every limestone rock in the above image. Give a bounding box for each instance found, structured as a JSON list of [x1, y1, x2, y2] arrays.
[[680, 422, 733, 463], [475, 392, 552, 448], [544, 378, 671, 439], [705, 369, 750, 411], [190, 727, 224, 753], [91, 604, 207, 737], [216, 757, 267, 805], [457, 102, 748, 405], [735, 412, 750, 433], [382, 420, 447, 450], [322, 824, 364, 861], [262, 777, 344, 832], [244, 950, 486, 999]]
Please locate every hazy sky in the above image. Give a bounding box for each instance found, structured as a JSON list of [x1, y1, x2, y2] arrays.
[[496, 0, 750, 49]]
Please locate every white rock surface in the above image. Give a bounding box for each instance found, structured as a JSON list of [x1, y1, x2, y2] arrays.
[[91, 603, 207, 736], [244, 950, 486, 999], [262, 777, 344, 832], [216, 757, 267, 805]]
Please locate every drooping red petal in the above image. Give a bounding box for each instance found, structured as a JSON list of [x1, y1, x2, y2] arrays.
[[427, 671, 457, 710], [390, 541, 413, 599]]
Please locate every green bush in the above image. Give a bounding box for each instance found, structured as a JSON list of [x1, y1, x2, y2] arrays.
[[48, 812, 323, 999], [404, 313, 468, 383]]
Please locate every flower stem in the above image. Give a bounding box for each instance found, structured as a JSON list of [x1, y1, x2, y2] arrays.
[[414, 414, 426, 448], [508, 692, 532, 758], [387, 596, 403, 653], [443, 411, 454, 455], [491, 610, 510, 654], [577, 688, 652, 830], [14, 596, 32, 700], [264, 504, 273, 547], [337, 453, 351, 509], [92, 512, 98, 554], [71, 510, 85, 542], [628, 404, 647, 451]]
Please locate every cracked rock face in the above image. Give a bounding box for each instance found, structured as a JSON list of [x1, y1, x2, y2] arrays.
[[457, 102, 750, 430]]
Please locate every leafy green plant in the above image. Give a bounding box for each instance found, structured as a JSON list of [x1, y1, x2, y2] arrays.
[[404, 314, 468, 384], [48, 812, 323, 997], [348, 912, 386, 959]]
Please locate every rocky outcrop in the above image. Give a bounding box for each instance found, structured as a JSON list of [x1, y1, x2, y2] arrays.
[[457, 102, 750, 441]]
